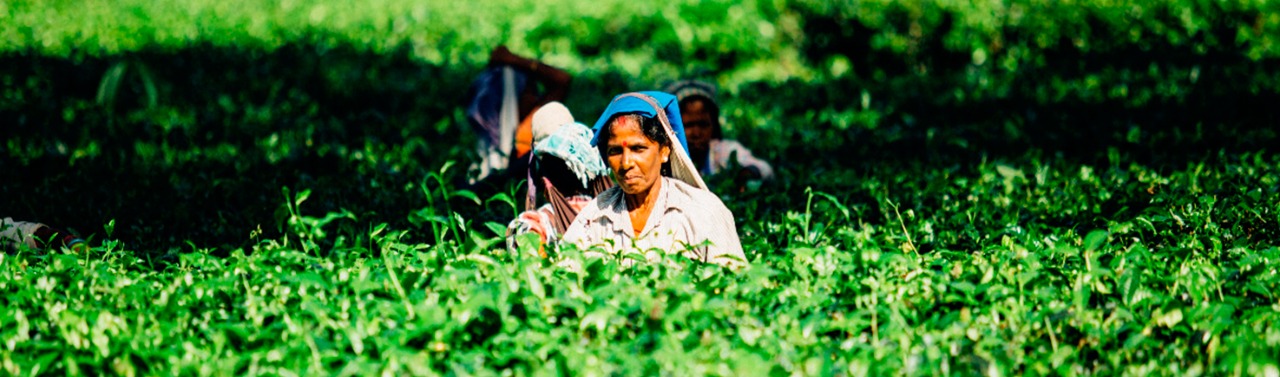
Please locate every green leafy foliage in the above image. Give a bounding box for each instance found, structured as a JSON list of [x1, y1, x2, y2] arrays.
[[3, 153, 1280, 374], [2, 0, 1280, 374]]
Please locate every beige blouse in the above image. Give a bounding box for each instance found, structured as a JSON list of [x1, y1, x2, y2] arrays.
[[561, 177, 746, 268]]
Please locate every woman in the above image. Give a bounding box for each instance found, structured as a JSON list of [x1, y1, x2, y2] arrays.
[[664, 80, 773, 182], [506, 102, 612, 257], [561, 92, 746, 268], [466, 46, 573, 188]]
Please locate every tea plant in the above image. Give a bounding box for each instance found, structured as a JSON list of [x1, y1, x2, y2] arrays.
[[3, 0, 1279, 375], [3, 150, 1278, 375]]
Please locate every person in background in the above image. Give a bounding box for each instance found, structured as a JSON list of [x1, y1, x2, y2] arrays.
[[466, 45, 573, 188], [1, 217, 85, 252], [664, 80, 774, 184], [506, 102, 613, 257], [561, 92, 746, 269]]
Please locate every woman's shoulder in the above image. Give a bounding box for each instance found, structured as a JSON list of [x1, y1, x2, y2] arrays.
[[665, 177, 716, 198], [663, 178, 732, 215]]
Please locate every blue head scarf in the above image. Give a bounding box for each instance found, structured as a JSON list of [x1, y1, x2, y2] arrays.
[[590, 91, 688, 154], [589, 91, 707, 190]]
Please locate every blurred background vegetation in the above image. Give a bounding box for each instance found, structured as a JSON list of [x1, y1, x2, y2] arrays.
[[2, 0, 1278, 253]]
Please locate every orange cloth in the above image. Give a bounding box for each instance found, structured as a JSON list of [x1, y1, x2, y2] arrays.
[[514, 105, 538, 158]]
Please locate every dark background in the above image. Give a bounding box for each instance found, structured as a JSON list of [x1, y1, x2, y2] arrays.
[[2, 1, 1277, 254]]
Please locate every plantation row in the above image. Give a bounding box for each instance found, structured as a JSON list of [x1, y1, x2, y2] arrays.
[[2, 151, 1278, 375], [7, 0, 1280, 137], [4, 0, 1278, 250], [3, 0, 1280, 374]]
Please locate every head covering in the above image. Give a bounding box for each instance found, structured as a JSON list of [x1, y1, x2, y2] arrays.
[[666, 79, 722, 135], [664, 80, 717, 104], [591, 91, 707, 191], [526, 121, 613, 235], [664, 80, 722, 174], [591, 91, 688, 153], [533, 122, 609, 187], [532, 101, 574, 144]]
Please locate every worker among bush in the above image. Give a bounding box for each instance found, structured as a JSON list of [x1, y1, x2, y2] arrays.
[[665, 80, 773, 184], [465, 46, 573, 190], [506, 102, 613, 257], [561, 92, 746, 269]]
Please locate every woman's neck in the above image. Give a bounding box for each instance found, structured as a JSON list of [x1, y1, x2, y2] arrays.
[[624, 178, 664, 236]]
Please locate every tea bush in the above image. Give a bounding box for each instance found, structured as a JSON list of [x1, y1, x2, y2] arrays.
[[3, 153, 1279, 375], [2, 0, 1279, 374]]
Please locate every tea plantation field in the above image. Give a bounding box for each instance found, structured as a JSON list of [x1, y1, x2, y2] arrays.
[[3, 0, 1280, 375], [5, 154, 1280, 375]]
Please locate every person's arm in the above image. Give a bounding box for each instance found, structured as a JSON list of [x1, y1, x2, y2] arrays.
[[506, 206, 556, 258], [673, 189, 747, 269], [719, 139, 774, 181], [489, 45, 572, 105], [703, 205, 747, 269]]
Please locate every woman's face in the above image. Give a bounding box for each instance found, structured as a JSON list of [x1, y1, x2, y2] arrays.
[[604, 116, 670, 196], [680, 99, 714, 153]]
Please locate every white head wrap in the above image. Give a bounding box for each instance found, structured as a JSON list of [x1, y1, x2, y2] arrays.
[[532, 101, 574, 145]]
